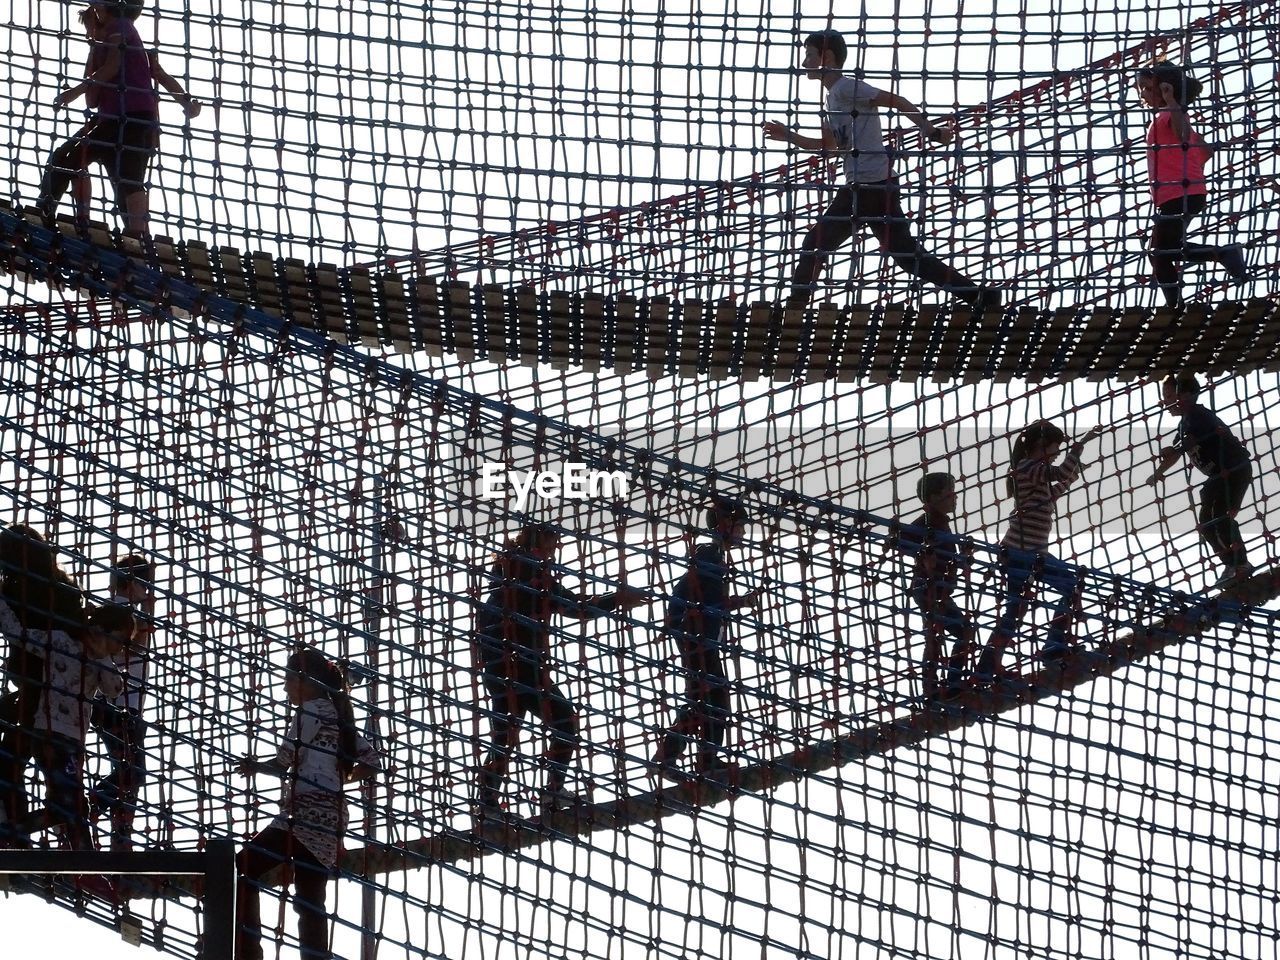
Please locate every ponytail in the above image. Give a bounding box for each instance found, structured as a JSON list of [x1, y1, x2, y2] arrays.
[[1007, 421, 1067, 498], [287, 647, 359, 778]]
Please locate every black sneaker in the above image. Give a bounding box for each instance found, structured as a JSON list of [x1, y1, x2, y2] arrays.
[[1219, 245, 1249, 281]]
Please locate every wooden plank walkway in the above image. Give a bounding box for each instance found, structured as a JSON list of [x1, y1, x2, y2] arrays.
[[2, 203, 1276, 383], [43, 565, 1271, 903]]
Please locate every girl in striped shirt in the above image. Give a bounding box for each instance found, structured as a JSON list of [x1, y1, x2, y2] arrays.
[[976, 421, 1102, 681]]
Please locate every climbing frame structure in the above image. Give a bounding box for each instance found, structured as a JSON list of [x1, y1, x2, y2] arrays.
[[0, 2, 1278, 960]]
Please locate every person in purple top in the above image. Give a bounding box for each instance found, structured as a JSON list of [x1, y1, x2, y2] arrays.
[[1149, 373, 1255, 589], [37, 1, 200, 239]]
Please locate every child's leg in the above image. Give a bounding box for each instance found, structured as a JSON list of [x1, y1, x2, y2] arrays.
[[1041, 563, 1083, 654], [934, 595, 976, 685], [35, 739, 91, 850], [695, 650, 731, 767], [978, 561, 1034, 678], [37, 119, 112, 223], [538, 684, 580, 795], [910, 585, 945, 696], [859, 181, 986, 303], [788, 187, 857, 305], [1150, 196, 1209, 307], [236, 827, 293, 960], [657, 673, 700, 765], [110, 116, 159, 239], [291, 849, 332, 960], [477, 674, 524, 807], [1199, 468, 1253, 569]]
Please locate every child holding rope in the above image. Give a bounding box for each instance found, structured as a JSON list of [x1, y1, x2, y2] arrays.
[[1148, 373, 1254, 589], [650, 498, 761, 781], [37, 1, 200, 238], [473, 524, 644, 816], [236, 648, 380, 960], [976, 421, 1103, 681]]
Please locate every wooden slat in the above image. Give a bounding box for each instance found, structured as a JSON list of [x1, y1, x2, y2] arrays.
[[994, 307, 1039, 382], [280, 258, 317, 330], [1116, 307, 1170, 379], [312, 263, 346, 340], [930, 309, 971, 382], [249, 252, 282, 317], [513, 287, 539, 364], [444, 281, 476, 361], [179, 240, 215, 291], [899, 305, 941, 380], [546, 291, 573, 369], [643, 297, 671, 378], [612, 295, 640, 373], [580, 293, 606, 372], [1247, 302, 1280, 369], [480, 285, 507, 361], [803, 304, 842, 380], [378, 273, 414, 352], [410, 277, 444, 356], [1089, 306, 1147, 381], [217, 246, 250, 304], [1211, 300, 1273, 374], [774, 305, 808, 380], [867, 304, 906, 382], [148, 235, 183, 279], [344, 266, 381, 349], [838, 306, 874, 381], [677, 298, 703, 375], [958, 308, 1004, 382], [707, 301, 738, 378], [1025, 308, 1080, 381], [739, 303, 772, 380], [1183, 302, 1243, 371], [1149, 305, 1205, 372], [1059, 306, 1111, 377]]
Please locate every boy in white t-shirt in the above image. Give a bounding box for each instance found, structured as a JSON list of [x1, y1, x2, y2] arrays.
[[764, 29, 1000, 309]]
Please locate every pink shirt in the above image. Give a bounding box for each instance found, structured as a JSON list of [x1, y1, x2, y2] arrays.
[[1146, 111, 1209, 206]]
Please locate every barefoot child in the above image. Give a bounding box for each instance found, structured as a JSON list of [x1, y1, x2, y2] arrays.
[[237, 649, 380, 960], [1136, 62, 1247, 307], [650, 498, 761, 780], [763, 29, 999, 309], [1148, 373, 1254, 588], [898, 472, 974, 698], [976, 422, 1103, 680]]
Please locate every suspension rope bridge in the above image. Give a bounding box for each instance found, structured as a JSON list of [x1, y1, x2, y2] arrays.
[[0, 2, 1277, 960]]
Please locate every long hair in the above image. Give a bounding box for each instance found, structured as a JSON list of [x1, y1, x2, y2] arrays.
[[1138, 61, 1204, 105], [287, 647, 359, 778], [0, 524, 82, 631], [1007, 421, 1067, 498]]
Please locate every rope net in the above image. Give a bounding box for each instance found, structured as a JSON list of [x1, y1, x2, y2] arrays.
[[0, 2, 1275, 960]]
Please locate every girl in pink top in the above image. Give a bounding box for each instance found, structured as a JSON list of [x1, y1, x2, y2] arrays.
[[1137, 62, 1246, 308], [36, 2, 200, 239]]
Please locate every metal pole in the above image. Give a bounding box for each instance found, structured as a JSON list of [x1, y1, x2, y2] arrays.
[[201, 838, 238, 960], [360, 476, 389, 960]]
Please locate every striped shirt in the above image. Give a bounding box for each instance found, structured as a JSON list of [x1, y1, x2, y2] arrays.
[[1001, 453, 1082, 551]]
